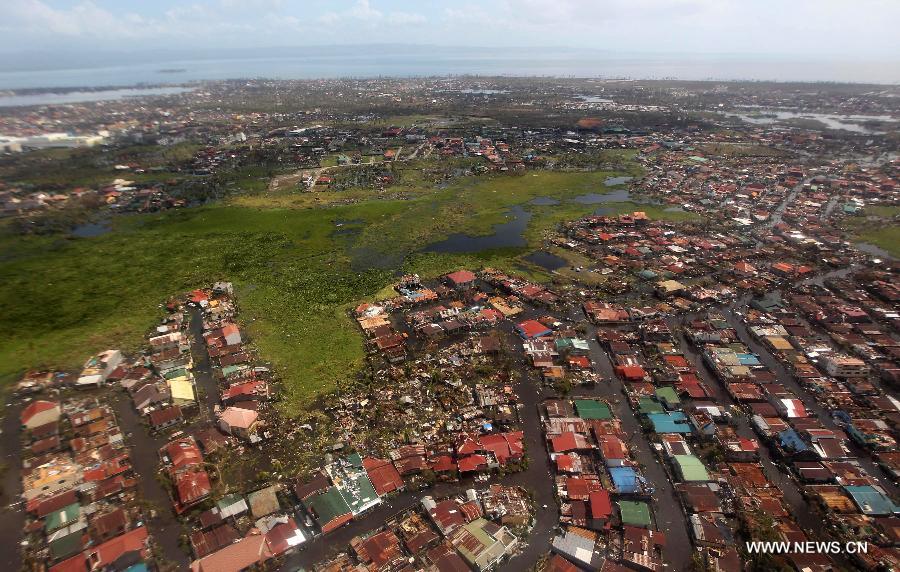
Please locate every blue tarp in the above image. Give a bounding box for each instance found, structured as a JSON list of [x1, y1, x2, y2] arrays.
[[609, 466, 652, 494], [777, 429, 809, 453], [737, 353, 761, 366]]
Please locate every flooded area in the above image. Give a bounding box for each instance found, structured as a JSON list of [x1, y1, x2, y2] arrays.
[[529, 196, 560, 206], [603, 176, 633, 186], [71, 221, 111, 237], [726, 108, 897, 134], [424, 204, 531, 253], [523, 250, 567, 271], [571, 188, 631, 204], [855, 241, 896, 261], [0, 402, 25, 570]]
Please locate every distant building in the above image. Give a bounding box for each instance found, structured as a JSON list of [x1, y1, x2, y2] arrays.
[[822, 355, 869, 378]]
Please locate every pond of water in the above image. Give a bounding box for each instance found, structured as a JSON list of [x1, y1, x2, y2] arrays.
[[71, 221, 111, 237], [572, 188, 631, 204], [523, 250, 568, 271], [424, 205, 531, 253]]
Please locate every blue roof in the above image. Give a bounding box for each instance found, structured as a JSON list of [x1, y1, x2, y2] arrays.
[[777, 429, 809, 453], [737, 353, 761, 366], [844, 485, 900, 515], [609, 466, 652, 494], [609, 467, 639, 493], [647, 412, 692, 434]]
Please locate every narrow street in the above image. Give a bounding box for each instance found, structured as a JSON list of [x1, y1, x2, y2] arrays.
[[723, 307, 900, 498], [669, 315, 819, 532], [583, 327, 694, 569], [110, 394, 190, 567], [0, 402, 25, 571]]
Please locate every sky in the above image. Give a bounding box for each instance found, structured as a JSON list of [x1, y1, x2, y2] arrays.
[[0, 0, 898, 60]]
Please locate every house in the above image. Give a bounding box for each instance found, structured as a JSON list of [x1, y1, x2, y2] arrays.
[[248, 485, 281, 519], [174, 469, 212, 513], [189, 534, 273, 572], [822, 355, 868, 378], [21, 400, 61, 429], [76, 350, 123, 387], [305, 486, 353, 533], [516, 320, 553, 339], [22, 458, 83, 500], [449, 518, 516, 572], [149, 405, 183, 431], [362, 457, 405, 497], [85, 526, 150, 570], [655, 280, 685, 298], [190, 524, 241, 558], [551, 528, 605, 571], [218, 407, 259, 441], [221, 323, 242, 346], [445, 270, 477, 289]]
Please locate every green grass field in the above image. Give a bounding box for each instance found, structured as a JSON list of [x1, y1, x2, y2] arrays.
[[1, 159, 703, 410], [843, 208, 900, 258]]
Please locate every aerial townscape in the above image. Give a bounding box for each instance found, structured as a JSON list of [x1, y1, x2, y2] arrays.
[[1, 5, 900, 572]]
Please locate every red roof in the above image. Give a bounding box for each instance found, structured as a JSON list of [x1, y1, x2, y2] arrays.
[[517, 319, 551, 338], [616, 365, 646, 380], [567, 355, 591, 369], [176, 470, 212, 509], [49, 555, 88, 572], [265, 518, 303, 556], [20, 400, 58, 425], [165, 438, 204, 470], [431, 455, 456, 472], [480, 433, 519, 465], [87, 526, 149, 568], [446, 270, 476, 286], [589, 490, 612, 519], [190, 289, 209, 303], [362, 457, 404, 496], [457, 454, 488, 473], [551, 432, 588, 453]]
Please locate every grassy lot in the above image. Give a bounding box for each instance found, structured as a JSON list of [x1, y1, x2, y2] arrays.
[[863, 205, 900, 218], [0, 142, 203, 190], [853, 225, 900, 257], [3, 162, 675, 409], [843, 210, 900, 258]]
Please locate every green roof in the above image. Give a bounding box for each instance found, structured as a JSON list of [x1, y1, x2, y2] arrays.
[[221, 365, 246, 377], [618, 500, 652, 527], [655, 387, 681, 408], [162, 367, 187, 379], [638, 397, 664, 414], [844, 485, 899, 515], [307, 486, 351, 524], [49, 530, 83, 560], [674, 455, 710, 482], [46, 503, 79, 532], [574, 399, 613, 420]]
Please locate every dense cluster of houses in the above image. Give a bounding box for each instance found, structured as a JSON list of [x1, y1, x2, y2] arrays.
[[19, 398, 153, 572], [316, 485, 531, 572], [540, 395, 667, 572], [557, 209, 836, 308], [685, 303, 900, 570]]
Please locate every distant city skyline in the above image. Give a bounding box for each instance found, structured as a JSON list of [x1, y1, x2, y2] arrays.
[[2, 0, 899, 60]]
